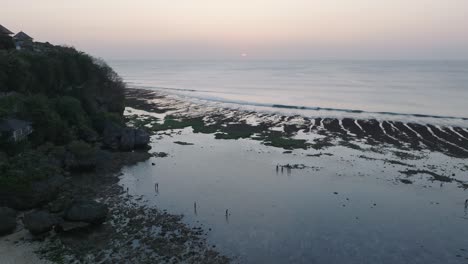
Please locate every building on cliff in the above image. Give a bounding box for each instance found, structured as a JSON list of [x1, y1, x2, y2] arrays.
[[0, 24, 15, 50], [0, 24, 13, 36], [13, 31, 34, 50]]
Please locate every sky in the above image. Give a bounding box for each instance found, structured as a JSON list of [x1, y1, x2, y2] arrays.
[[2, 0, 468, 60]]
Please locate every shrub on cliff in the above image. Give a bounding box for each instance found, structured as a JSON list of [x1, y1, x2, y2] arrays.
[[0, 36, 15, 50], [65, 140, 97, 171], [0, 47, 125, 116], [0, 45, 126, 147], [0, 151, 63, 200]]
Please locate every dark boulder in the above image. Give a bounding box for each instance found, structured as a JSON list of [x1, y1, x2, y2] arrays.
[[0, 207, 16, 236], [103, 122, 150, 151], [23, 211, 60, 235], [134, 129, 150, 148], [103, 122, 123, 150], [120, 127, 136, 151], [64, 200, 108, 225]]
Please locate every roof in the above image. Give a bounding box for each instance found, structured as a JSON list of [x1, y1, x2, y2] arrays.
[[0, 119, 32, 132], [0, 24, 13, 35], [13, 31, 33, 41]]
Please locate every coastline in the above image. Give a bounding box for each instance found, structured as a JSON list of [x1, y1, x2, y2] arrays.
[[124, 88, 468, 161], [2, 87, 468, 263], [1, 148, 230, 263], [119, 88, 468, 263]]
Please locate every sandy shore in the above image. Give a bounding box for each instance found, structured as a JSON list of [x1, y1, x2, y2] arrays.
[[0, 229, 51, 264]]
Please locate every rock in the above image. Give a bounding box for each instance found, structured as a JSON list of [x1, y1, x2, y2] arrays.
[[103, 121, 150, 151], [65, 200, 108, 224], [0, 207, 16, 236], [134, 129, 150, 148], [47, 195, 73, 214], [59, 221, 90, 232], [103, 122, 123, 150], [23, 211, 59, 235], [152, 152, 168, 158], [120, 128, 136, 151]]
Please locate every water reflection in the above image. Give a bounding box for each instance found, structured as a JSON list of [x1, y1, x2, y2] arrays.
[[464, 199, 468, 217], [120, 132, 468, 264]]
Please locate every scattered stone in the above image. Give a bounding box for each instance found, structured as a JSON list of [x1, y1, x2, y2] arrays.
[[307, 153, 333, 157], [400, 179, 413, 184], [400, 169, 455, 183], [152, 152, 168, 158], [174, 141, 194, 146]]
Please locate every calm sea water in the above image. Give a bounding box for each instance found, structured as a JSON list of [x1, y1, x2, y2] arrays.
[[110, 60, 468, 123]]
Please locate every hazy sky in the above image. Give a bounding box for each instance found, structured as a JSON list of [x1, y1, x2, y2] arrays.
[[2, 0, 468, 59]]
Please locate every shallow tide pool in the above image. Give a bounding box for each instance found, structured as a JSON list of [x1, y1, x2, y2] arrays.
[[120, 128, 468, 264]]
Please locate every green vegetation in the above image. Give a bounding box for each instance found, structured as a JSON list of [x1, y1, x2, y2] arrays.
[[132, 113, 314, 150], [0, 36, 15, 50], [0, 46, 125, 148], [263, 136, 310, 150], [0, 45, 127, 203], [67, 140, 96, 160], [0, 150, 61, 192]]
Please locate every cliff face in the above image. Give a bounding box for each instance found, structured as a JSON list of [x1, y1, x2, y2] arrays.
[[0, 45, 150, 211], [0, 46, 125, 146]]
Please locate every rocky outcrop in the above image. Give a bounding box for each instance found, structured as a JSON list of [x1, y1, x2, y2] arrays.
[[23, 210, 60, 235], [102, 122, 122, 150], [0, 207, 16, 236], [103, 122, 150, 151], [64, 200, 108, 225], [134, 129, 150, 148], [120, 127, 136, 151]]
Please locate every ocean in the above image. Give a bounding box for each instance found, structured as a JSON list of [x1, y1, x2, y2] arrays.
[[110, 60, 468, 125], [113, 60, 468, 263]]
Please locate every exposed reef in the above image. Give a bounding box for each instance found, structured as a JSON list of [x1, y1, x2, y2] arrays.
[[125, 88, 468, 159]]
